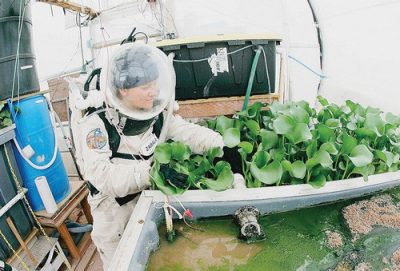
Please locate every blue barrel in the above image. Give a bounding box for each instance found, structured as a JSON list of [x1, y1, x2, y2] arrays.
[[9, 95, 70, 211]]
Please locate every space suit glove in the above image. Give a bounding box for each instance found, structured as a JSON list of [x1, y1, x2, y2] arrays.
[[159, 164, 189, 189]]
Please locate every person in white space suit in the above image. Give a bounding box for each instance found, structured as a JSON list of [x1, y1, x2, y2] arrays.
[[79, 43, 224, 270]]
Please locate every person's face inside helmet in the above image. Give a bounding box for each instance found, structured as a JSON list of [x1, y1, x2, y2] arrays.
[[119, 80, 158, 110]]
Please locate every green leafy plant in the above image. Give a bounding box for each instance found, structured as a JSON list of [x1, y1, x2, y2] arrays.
[[151, 141, 234, 195], [0, 103, 13, 129], [210, 97, 400, 188]]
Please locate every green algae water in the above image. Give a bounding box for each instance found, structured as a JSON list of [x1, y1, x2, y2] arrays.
[[147, 189, 400, 271]]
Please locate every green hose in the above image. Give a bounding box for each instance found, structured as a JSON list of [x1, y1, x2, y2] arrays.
[[242, 48, 262, 111]]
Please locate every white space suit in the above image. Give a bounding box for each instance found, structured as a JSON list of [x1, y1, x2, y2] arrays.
[[76, 43, 224, 270]]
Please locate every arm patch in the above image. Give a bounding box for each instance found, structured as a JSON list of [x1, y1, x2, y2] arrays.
[[86, 128, 107, 149]]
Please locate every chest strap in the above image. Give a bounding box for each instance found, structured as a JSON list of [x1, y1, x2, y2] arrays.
[[96, 110, 164, 160]]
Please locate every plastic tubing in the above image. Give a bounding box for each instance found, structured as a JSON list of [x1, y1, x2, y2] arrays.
[[242, 47, 262, 111]]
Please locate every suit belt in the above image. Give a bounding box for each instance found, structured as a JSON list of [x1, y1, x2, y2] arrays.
[[86, 181, 140, 206]]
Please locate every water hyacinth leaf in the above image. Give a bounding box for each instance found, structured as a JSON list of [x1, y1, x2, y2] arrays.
[[201, 166, 234, 191], [306, 150, 333, 170], [171, 163, 190, 176], [270, 148, 285, 162], [355, 128, 376, 138], [306, 139, 318, 159], [320, 142, 338, 155], [215, 115, 235, 134], [253, 150, 270, 168], [386, 112, 400, 126], [341, 105, 351, 114], [350, 165, 375, 182], [214, 161, 231, 175], [223, 128, 240, 148], [0, 109, 10, 118], [309, 174, 326, 189], [250, 160, 283, 185], [207, 119, 216, 130], [191, 158, 212, 176], [291, 161, 306, 179], [207, 147, 224, 162], [346, 122, 357, 131], [290, 106, 310, 124], [246, 102, 264, 118], [295, 100, 313, 116], [260, 129, 278, 150], [389, 138, 400, 147], [327, 104, 342, 118], [365, 113, 385, 136], [192, 156, 203, 164], [318, 109, 333, 123], [233, 118, 242, 129], [238, 141, 253, 154], [273, 115, 296, 135], [317, 124, 335, 143], [317, 96, 329, 106], [375, 150, 394, 167], [2, 118, 12, 127], [346, 100, 358, 112], [154, 143, 172, 164], [269, 102, 288, 116], [349, 145, 373, 167], [286, 123, 312, 144], [171, 141, 191, 161], [281, 160, 292, 171], [394, 154, 400, 164], [342, 133, 357, 155], [325, 118, 341, 128], [245, 119, 260, 136], [366, 106, 381, 115]]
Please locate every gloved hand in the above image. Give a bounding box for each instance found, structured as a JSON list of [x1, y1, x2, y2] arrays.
[[159, 164, 189, 189]]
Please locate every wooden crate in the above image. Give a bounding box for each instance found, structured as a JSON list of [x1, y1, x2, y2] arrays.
[[176, 94, 279, 118]]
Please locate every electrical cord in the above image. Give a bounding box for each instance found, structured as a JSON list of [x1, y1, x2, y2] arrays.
[[172, 44, 257, 63]]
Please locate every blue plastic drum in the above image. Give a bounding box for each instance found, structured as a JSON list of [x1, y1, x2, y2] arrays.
[[9, 95, 70, 211]]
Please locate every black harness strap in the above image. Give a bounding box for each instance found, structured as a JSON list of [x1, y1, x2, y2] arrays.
[[86, 107, 164, 206], [96, 110, 164, 160]]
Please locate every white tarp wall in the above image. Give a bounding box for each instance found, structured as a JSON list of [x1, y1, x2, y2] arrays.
[[310, 0, 400, 113], [32, 3, 92, 80], [32, 0, 400, 113]]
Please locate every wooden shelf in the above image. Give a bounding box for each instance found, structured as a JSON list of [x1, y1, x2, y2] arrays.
[[35, 180, 93, 260]]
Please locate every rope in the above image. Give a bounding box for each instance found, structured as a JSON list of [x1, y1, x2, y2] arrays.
[[0, 228, 30, 271], [4, 147, 72, 271]]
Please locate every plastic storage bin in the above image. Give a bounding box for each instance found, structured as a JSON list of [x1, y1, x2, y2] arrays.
[[155, 34, 281, 100]]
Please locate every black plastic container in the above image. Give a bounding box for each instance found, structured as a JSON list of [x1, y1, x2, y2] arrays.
[[0, 0, 40, 101], [0, 125, 34, 260], [156, 34, 280, 100]]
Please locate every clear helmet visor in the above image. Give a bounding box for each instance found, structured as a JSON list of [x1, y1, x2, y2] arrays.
[[101, 43, 174, 120]]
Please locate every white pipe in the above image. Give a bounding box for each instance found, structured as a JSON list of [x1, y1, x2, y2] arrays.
[[0, 189, 28, 218]]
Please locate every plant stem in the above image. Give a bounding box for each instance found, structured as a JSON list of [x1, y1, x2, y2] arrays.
[[341, 161, 349, 180]]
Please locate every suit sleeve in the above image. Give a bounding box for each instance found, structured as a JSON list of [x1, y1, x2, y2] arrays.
[[165, 114, 224, 154]]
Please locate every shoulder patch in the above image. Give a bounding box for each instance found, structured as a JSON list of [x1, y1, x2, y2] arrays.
[[86, 128, 107, 149]]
